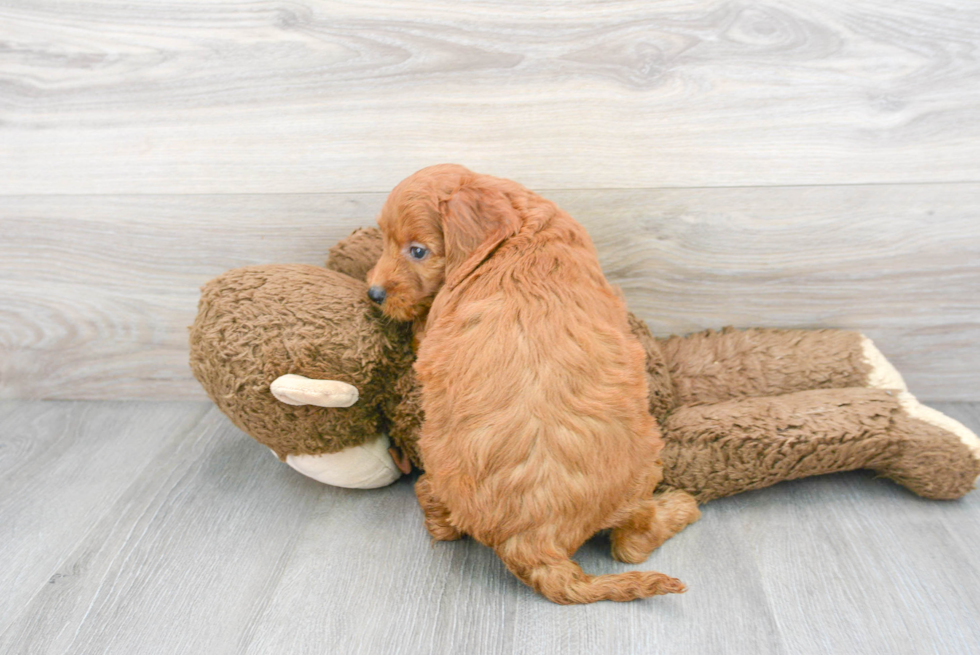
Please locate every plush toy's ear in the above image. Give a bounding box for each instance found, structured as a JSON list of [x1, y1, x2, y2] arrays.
[[325, 227, 384, 281], [440, 182, 522, 291]]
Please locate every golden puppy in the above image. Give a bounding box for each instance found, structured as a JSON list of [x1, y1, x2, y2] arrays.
[[368, 164, 700, 604]]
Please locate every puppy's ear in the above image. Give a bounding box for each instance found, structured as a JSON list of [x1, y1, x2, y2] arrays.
[[440, 183, 522, 290]]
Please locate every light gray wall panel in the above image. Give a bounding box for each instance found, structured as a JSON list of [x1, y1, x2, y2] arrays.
[[2, 0, 979, 194], [2, 184, 977, 400]]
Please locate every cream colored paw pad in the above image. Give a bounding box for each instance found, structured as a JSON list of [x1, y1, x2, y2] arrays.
[[860, 336, 908, 392]]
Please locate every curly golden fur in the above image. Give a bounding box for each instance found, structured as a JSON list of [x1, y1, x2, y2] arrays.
[[368, 165, 699, 604]]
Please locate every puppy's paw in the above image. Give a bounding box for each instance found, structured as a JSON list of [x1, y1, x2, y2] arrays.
[[425, 518, 463, 542], [610, 539, 653, 565], [415, 474, 463, 541], [654, 489, 702, 533]]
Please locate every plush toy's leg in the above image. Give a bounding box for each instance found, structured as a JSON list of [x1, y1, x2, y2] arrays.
[[659, 327, 875, 406], [659, 328, 980, 483], [610, 489, 701, 564], [415, 474, 463, 541], [661, 388, 980, 502]]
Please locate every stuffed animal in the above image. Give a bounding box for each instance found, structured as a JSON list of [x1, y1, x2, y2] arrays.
[[189, 228, 980, 502]]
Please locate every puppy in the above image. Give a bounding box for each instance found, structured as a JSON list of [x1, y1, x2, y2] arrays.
[[368, 164, 700, 604]]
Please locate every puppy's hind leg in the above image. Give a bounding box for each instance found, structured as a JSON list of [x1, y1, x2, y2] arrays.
[[415, 474, 463, 541], [610, 489, 700, 564]]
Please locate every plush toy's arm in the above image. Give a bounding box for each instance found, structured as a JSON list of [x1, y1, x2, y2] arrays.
[[269, 374, 411, 488]]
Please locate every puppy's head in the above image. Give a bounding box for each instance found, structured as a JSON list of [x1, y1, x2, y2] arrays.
[[367, 164, 522, 321]]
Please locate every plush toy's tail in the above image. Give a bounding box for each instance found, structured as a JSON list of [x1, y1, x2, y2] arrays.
[[494, 541, 684, 604]]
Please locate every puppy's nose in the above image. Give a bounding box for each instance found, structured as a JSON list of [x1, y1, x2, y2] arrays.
[[367, 285, 386, 304]]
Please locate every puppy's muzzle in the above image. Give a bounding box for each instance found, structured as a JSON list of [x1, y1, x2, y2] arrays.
[[367, 285, 386, 305]]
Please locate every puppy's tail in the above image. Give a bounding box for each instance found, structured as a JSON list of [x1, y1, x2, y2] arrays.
[[494, 538, 685, 605]]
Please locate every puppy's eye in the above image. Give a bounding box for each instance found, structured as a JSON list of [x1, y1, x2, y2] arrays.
[[408, 245, 428, 260]]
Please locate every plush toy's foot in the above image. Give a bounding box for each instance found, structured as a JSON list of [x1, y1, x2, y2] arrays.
[[276, 434, 404, 489], [882, 392, 980, 499], [861, 336, 980, 490], [896, 392, 980, 461]]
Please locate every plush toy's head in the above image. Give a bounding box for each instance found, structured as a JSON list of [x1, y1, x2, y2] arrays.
[[189, 227, 672, 483], [189, 261, 415, 461]]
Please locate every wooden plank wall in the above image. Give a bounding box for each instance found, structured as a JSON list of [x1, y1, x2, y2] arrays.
[[1, 0, 978, 401]]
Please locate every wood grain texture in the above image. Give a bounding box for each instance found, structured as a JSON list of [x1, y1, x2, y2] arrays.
[[2, 184, 978, 401], [0, 403, 325, 655], [0, 193, 379, 401], [1, 400, 978, 654], [2, 0, 980, 194], [3, 0, 978, 648], [0, 400, 209, 638]]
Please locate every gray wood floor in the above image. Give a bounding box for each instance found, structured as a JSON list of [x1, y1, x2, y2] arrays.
[[3, 1, 980, 653], [2, 399, 979, 655]]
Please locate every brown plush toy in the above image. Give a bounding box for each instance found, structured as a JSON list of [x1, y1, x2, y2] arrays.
[[189, 228, 980, 502]]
